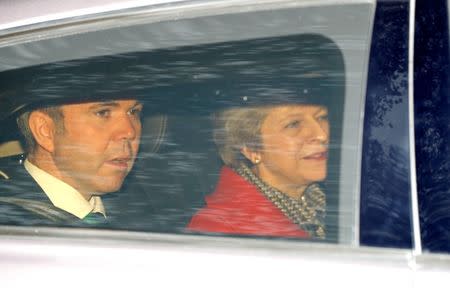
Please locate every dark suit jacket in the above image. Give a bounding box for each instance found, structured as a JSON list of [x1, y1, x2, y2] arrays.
[[0, 155, 112, 227], [0, 154, 193, 232]]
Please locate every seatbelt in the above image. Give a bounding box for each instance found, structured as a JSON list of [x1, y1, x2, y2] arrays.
[[0, 197, 73, 223]]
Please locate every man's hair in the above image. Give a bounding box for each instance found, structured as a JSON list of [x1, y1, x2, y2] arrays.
[[17, 106, 64, 154]]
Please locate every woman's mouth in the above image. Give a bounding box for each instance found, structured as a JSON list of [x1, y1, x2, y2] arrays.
[[303, 152, 328, 160]]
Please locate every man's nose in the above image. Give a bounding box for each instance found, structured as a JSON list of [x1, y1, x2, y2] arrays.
[[114, 113, 138, 141]]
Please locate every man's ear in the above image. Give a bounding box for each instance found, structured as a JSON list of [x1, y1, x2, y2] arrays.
[[28, 111, 57, 153], [241, 145, 262, 165]]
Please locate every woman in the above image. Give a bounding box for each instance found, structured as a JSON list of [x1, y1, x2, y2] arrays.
[[187, 103, 329, 238], [187, 34, 344, 239]]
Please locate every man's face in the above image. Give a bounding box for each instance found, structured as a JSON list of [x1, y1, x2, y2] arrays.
[[52, 99, 142, 196]]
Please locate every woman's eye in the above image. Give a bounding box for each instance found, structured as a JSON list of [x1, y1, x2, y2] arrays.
[[285, 120, 300, 129], [95, 109, 111, 118], [317, 114, 329, 122]]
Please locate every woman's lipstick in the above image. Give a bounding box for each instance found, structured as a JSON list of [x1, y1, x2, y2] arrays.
[[303, 152, 328, 160]]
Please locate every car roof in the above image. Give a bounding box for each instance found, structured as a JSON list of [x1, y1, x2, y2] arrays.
[[0, 0, 187, 31]]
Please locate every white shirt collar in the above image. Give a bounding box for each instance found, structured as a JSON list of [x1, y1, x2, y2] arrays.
[[24, 159, 106, 219]]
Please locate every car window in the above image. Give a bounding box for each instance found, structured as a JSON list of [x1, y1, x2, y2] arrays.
[[0, 1, 379, 246], [359, 0, 414, 249], [414, 0, 450, 254]]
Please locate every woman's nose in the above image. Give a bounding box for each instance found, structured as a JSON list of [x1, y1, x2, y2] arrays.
[[308, 119, 329, 142]]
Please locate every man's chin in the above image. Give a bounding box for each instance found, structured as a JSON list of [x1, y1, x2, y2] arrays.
[[91, 179, 126, 194]]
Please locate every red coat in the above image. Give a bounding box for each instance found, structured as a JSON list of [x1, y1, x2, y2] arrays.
[[187, 166, 309, 238]]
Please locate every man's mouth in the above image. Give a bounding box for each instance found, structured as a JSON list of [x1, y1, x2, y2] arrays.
[[106, 157, 132, 169], [303, 151, 328, 160]]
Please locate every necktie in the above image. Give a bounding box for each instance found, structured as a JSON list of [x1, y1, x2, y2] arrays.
[[83, 212, 108, 225]]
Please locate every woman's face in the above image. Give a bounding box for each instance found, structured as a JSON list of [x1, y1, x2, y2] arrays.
[[247, 104, 329, 197]]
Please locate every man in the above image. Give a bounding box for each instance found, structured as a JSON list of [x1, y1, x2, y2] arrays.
[[0, 98, 142, 226], [0, 55, 145, 226]]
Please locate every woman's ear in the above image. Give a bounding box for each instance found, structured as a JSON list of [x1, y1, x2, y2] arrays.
[[28, 111, 57, 153], [241, 146, 261, 165]]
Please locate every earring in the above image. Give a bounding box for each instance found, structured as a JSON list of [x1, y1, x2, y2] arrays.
[[254, 158, 261, 164]]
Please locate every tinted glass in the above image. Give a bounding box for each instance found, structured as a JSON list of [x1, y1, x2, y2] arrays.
[[0, 32, 362, 244], [414, 0, 450, 253], [360, 1, 413, 249]]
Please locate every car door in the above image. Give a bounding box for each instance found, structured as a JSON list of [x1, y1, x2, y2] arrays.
[[0, 0, 449, 294]]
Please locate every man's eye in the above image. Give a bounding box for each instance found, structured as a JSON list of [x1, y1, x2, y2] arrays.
[[95, 109, 111, 118], [128, 107, 142, 117]]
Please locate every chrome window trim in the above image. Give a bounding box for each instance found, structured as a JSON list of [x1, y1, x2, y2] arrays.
[[408, 0, 422, 255], [0, 225, 426, 258]]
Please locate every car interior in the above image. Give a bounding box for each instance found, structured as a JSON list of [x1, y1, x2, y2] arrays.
[[0, 33, 349, 242]]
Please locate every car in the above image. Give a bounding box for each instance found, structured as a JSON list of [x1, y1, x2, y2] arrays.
[[0, 0, 449, 294]]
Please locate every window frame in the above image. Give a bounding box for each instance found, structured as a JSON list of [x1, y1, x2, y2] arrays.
[[0, 0, 376, 246]]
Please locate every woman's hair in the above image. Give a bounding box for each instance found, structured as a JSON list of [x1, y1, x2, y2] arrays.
[[213, 106, 270, 168], [211, 33, 345, 169]]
